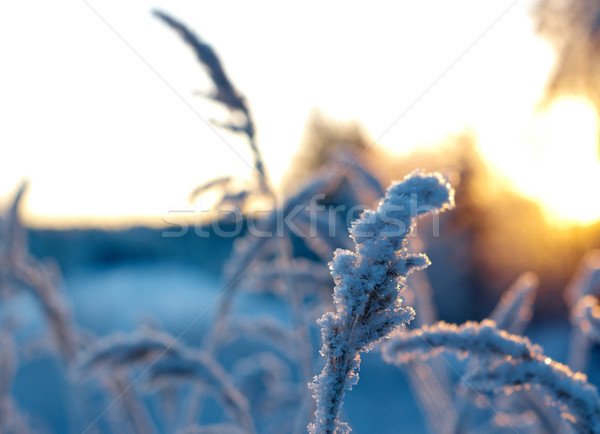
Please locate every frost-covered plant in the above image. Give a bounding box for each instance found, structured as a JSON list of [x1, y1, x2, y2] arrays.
[[0, 329, 32, 433], [489, 272, 538, 335], [0, 182, 79, 363], [204, 173, 344, 350], [231, 352, 302, 433], [309, 171, 454, 433], [383, 319, 600, 433], [154, 9, 269, 210], [77, 329, 255, 433], [77, 329, 179, 373], [153, 13, 322, 429], [468, 355, 600, 433], [398, 272, 540, 433], [77, 330, 178, 434], [149, 354, 255, 433], [384, 272, 574, 433], [382, 257, 600, 433], [383, 320, 542, 365], [566, 250, 600, 372], [453, 272, 541, 432], [0, 183, 88, 432], [573, 295, 600, 343], [154, 12, 393, 432], [565, 250, 600, 308], [393, 243, 456, 434], [220, 317, 299, 361]]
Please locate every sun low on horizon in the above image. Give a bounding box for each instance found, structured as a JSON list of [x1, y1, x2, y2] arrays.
[[495, 97, 600, 226], [2, 0, 600, 228]]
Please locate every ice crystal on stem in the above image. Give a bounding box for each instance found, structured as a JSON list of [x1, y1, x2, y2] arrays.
[[309, 171, 454, 433]]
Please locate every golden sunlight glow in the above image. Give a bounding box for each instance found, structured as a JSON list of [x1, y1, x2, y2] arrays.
[[501, 98, 600, 225]]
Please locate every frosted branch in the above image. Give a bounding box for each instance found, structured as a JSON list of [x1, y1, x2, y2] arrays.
[[468, 356, 600, 433], [490, 272, 538, 335], [382, 319, 543, 365], [309, 171, 454, 433]]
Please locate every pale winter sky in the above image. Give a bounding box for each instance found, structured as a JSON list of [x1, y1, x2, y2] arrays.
[[2, 1, 599, 226]]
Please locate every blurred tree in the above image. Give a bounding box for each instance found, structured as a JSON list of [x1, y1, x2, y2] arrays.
[[535, 0, 600, 151], [280, 109, 383, 193]]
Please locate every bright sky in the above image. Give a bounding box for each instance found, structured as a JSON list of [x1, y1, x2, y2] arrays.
[[2, 0, 599, 227]]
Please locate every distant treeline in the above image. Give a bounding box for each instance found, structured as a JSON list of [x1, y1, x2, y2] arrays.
[[26, 223, 239, 275]]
